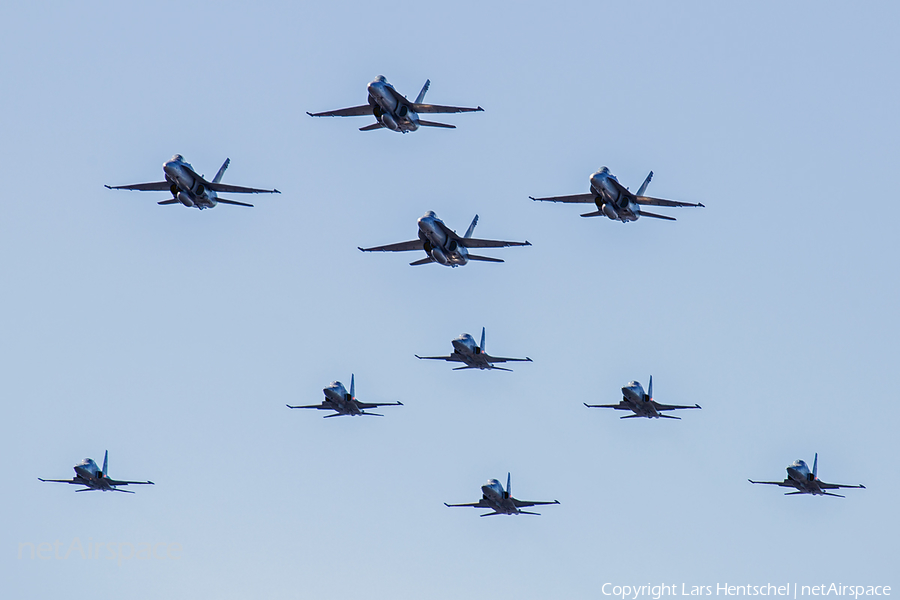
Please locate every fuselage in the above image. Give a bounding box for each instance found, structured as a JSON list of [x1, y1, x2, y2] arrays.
[[163, 154, 218, 210], [590, 167, 640, 222], [785, 459, 823, 494], [322, 381, 361, 415], [72, 458, 113, 490], [367, 76, 420, 133], [480, 479, 519, 514], [417, 211, 468, 267], [620, 381, 661, 417], [451, 333, 493, 368]]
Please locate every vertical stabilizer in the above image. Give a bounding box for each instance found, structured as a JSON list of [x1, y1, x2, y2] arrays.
[[415, 79, 431, 104], [813, 453, 818, 479], [506, 472, 511, 498], [648, 376, 653, 401], [636, 171, 653, 197], [349, 374, 355, 399], [102, 450, 108, 476], [212, 158, 230, 184], [464, 215, 479, 238], [480, 327, 486, 353]]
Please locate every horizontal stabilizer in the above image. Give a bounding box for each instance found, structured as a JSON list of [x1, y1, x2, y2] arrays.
[[409, 256, 436, 266], [466, 254, 504, 263], [215, 197, 254, 207], [418, 120, 456, 129], [157, 199, 180, 205], [580, 210, 604, 217], [637, 210, 676, 221], [359, 122, 384, 131]]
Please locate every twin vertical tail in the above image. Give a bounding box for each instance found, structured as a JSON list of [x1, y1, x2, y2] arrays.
[[102, 450, 108, 477], [464, 215, 479, 238], [415, 79, 431, 104], [213, 158, 230, 184], [480, 327, 486, 353], [636, 171, 653, 197]]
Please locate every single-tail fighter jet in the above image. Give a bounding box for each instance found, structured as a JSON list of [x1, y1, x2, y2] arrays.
[[584, 376, 701, 419], [286, 374, 402, 418], [307, 76, 483, 133], [38, 450, 154, 493], [416, 327, 531, 371], [531, 167, 704, 222], [359, 212, 530, 267], [445, 473, 559, 516], [749, 453, 866, 497], [106, 155, 280, 209]]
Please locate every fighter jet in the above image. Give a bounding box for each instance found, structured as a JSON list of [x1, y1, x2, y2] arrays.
[[286, 374, 402, 418], [444, 473, 559, 516], [307, 75, 483, 133], [749, 453, 866, 497], [584, 376, 701, 419], [530, 167, 704, 222], [106, 155, 280, 209], [38, 450, 154, 493], [416, 327, 531, 371], [359, 212, 530, 267]]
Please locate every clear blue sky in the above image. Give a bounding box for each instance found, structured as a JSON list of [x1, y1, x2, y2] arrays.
[[2, 2, 898, 599]]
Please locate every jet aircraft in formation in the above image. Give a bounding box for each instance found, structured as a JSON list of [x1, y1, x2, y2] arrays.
[[359, 212, 530, 267], [584, 376, 701, 419], [531, 167, 704, 222], [286, 374, 402, 418], [444, 473, 559, 516], [416, 327, 531, 371], [749, 453, 866, 497], [307, 76, 483, 133], [38, 451, 154, 493], [106, 155, 280, 209]]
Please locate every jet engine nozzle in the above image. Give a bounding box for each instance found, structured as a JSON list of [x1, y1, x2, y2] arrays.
[[601, 202, 617, 219], [177, 191, 194, 207]]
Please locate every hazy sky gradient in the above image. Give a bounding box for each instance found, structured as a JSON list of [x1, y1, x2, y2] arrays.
[[2, 2, 898, 599]]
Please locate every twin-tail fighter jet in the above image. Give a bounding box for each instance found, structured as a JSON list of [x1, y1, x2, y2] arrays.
[[531, 167, 704, 222], [39, 450, 154, 493], [749, 454, 866, 497], [106, 155, 280, 209], [307, 76, 483, 133], [286, 374, 403, 418], [444, 473, 559, 516], [359, 212, 530, 267], [416, 327, 531, 371], [584, 376, 701, 419]]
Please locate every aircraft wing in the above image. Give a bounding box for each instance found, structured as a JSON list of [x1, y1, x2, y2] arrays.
[[208, 183, 280, 194], [38, 478, 78, 484], [530, 193, 595, 203], [654, 402, 702, 411], [412, 103, 483, 114], [105, 182, 170, 192], [444, 499, 491, 508], [818, 481, 866, 490], [748, 479, 794, 487], [512, 498, 560, 508], [107, 479, 154, 486], [415, 355, 461, 362], [459, 238, 531, 249], [483, 354, 531, 364], [634, 195, 704, 208], [358, 240, 425, 252], [307, 105, 373, 117], [355, 401, 403, 409], [286, 403, 330, 410], [584, 402, 630, 410]]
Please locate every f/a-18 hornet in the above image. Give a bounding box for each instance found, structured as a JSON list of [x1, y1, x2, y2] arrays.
[[416, 327, 531, 371], [39, 450, 154, 493], [307, 75, 483, 133], [584, 376, 701, 419], [445, 473, 559, 516], [359, 212, 530, 267], [531, 167, 704, 222], [286, 374, 402, 418], [749, 453, 865, 497], [106, 155, 280, 209]]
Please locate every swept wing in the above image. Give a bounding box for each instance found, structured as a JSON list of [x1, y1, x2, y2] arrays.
[[208, 183, 280, 195], [482, 354, 531, 364], [307, 105, 373, 117], [512, 498, 560, 508], [458, 238, 531, 249], [358, 240, 425, 253], [415, 354, 463, 362], [105, 182, 170, 192], [818, 481, 866, 490], [412, 103, 483, 114], [653, 402, 702, 412], [530, 193, 595, 203], [634, 196, 704, 208], [444, 499, 491, 508]]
